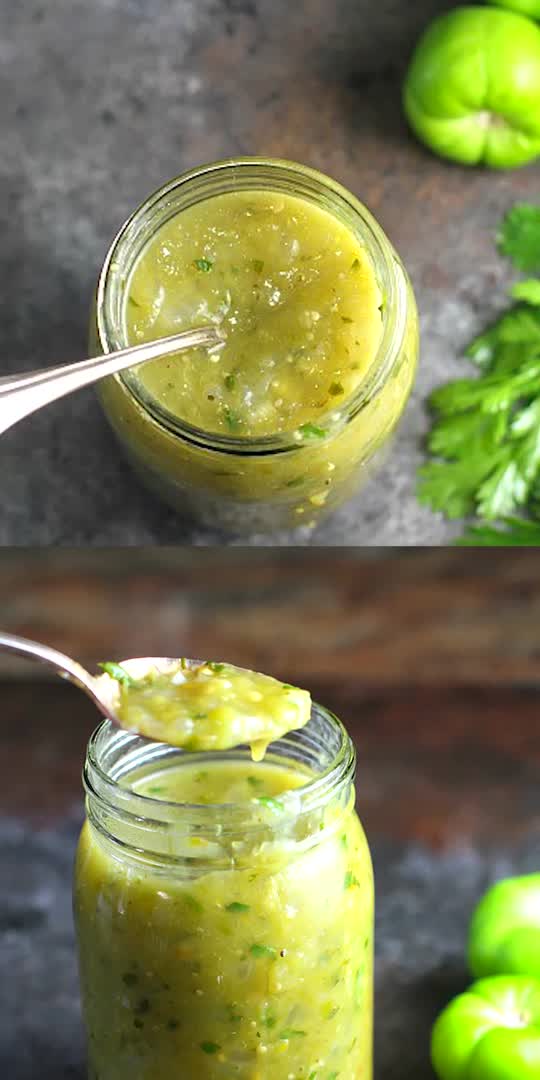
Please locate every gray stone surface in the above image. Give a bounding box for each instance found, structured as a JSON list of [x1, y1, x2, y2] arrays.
[[1, 0, 539, 545], [1, 813, 538, 1079]]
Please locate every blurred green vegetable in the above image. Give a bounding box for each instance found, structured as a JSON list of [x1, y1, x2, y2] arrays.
[[468, 875, 540, 979], [403, 7, 540, 168], [488, 0, 540, 19], [431, 975, 540, 1079]]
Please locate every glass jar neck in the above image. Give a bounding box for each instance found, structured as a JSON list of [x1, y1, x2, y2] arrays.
[[96, 156, 410, 455], [83, 703, 356, 873]]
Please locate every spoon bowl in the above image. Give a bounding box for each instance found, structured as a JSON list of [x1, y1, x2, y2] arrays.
[[0, 631, 181, 731]]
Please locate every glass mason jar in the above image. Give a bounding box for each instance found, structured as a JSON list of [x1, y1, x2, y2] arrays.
[[92, 158, 418, 535], [74, 702, 374, 1080]]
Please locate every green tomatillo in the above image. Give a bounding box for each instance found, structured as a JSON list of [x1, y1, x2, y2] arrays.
[[431, 975, 540, 1080], [403, 6, 540, 168], [468, 875, 540, 979], [488, 0, 540, 19]]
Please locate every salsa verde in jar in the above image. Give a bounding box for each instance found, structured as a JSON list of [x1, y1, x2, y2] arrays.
[[74, 687, 374, 1080], [94, 158, 418, 535]]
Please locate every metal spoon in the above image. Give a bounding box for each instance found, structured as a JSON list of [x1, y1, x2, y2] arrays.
[[0, 631, 181, 727], [0, 325, 222, 436]]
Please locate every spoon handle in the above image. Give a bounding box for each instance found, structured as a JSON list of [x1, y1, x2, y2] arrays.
[[0, 325, 220, 436], [0, 631, 102, 708]]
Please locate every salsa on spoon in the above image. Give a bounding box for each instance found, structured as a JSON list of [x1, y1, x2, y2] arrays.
[[0, 633, 311, 759]]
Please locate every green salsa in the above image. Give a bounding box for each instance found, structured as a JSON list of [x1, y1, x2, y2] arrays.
[[96, 159, 419, 533], [125, 190, 383, 438], [99, 659, 311, 759], [75, 756, 374, 1080]]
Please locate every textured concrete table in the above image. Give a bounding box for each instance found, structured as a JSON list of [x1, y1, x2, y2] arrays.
[[2, 0, 540, 545], [1, 680, 539, 1080]]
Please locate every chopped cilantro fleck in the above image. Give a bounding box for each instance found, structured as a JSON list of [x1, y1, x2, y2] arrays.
[[252, 259, 265, 274], [98, 661, 136, 687], [329, 382, 344, 396], [280, 1028, 306, 1039], [224, 374, 236, 391], [226, 902, 250, 913], [184, 893, 203, 913], [206, 662, 226, 673], [262, 1007, 277, 1028], [200, 1041, 221, 1054], [223, 405, 242, 431], [286, 476, 306, 487], [255, 796, 285, 812], [298, 422, 327, 440], [344, 871, 360, 889], [194, 257, 213, 272], [246, 776, 264, 789], [351, 258, 361, 271], [250, 943, 277, 958]]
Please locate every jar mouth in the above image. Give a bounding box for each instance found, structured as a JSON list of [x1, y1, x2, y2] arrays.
[[96, 156, 409, 456], [83, 700, 356, 840]]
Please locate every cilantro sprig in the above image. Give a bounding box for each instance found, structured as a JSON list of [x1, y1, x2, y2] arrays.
[[457, 517, 540, 546], [418, 203, 540, 544], [497, 204, 540, 273]]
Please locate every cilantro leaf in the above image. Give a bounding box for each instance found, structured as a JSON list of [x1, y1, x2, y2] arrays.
[[511, 280, 540, 306], [456, 517, 540, 547], [418, 456, 499, 519], [497, 204, 540, 272]]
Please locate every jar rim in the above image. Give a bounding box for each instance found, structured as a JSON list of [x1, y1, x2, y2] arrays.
[[83, 699, 356, 842], [96, 156, 410, 456]]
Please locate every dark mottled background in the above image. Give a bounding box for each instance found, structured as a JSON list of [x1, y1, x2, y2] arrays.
[[0, 549, 539, 1077], [2, 0, 540, 545]]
